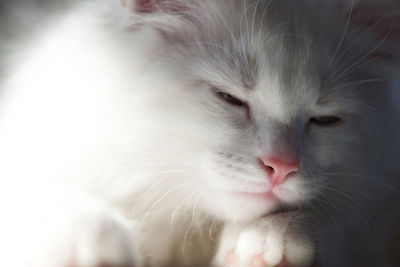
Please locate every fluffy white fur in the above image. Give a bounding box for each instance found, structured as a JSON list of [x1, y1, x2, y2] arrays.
[[0, 0, 399, 266]]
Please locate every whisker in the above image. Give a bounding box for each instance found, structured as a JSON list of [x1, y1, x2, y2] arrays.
[[324, 0, 355, 73], [309, 199, 344, 239], [181, 190, 208, 255], [206, 0, 241, 58], [329, 78, 384, 91], [170, 188, 204, 225], [318, 185, 381, 238], [138, 179, 203, 229], [251, 0, 259, 47], [257, 0, 273, 46], [184, 41, 241, 66], [208, 217, 218, 242], [357, 101, 400, 140], [322, 172, 400, 196], [326, 14, 395, 83]]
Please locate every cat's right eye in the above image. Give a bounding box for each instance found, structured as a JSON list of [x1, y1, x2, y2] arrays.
[[310, 116, 342, 126]]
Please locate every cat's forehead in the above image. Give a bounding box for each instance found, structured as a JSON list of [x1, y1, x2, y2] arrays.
[[192, 21, 322, 90], [181, 0, 362, 122], [254, 57, 320, 122], [206, 2, 324, 84], [208, 28, 322, 121]]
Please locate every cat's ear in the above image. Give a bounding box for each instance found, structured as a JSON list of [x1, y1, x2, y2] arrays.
[[339, 0, 400, 60], [121, 0, 187, 14], [119, 0, 199, 36]]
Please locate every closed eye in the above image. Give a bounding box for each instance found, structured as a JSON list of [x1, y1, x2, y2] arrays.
[[310, 116, 342, 126], [216, 91, 245, 106]]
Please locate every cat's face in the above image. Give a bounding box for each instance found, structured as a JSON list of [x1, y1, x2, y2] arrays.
[[128, 0, 399, 222]]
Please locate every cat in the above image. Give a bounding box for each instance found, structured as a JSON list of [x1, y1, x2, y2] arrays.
[[0, 0, 399, 266]]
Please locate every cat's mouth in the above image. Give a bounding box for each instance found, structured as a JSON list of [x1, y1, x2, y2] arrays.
[[267, 205, 301, 216]]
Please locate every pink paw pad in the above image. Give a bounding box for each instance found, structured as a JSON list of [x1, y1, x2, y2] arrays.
[[225, 250, 288, 267]]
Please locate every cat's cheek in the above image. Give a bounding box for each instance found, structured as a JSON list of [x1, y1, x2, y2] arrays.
[[273, 180, 315, 205], [304, 130, 341, 169]]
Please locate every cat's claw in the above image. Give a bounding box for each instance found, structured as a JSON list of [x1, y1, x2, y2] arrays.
[[214, 214, 313, 267]]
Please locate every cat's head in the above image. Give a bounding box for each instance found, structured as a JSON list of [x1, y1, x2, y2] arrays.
[[121, 0, 400, 222]]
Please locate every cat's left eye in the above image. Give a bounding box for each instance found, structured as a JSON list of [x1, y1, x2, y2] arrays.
[[216, 91, 245, 106], [310, 116, 342, 126]]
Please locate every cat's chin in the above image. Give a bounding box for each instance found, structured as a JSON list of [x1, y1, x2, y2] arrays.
[[199, 189, 286, 223]]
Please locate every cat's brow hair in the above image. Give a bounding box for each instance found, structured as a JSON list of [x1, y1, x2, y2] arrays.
[[239, 51, 258, 90]]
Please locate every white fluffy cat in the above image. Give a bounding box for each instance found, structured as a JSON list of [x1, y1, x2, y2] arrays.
[[0, 0, 399, 266]]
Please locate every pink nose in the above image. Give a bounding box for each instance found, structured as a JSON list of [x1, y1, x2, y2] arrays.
[[259, 156, 299, 186]]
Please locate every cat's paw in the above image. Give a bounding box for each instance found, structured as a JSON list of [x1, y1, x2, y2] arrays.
[[34, 204, 142, 267], [63, 212, 141, 267], [213, 214, 313, 267]]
